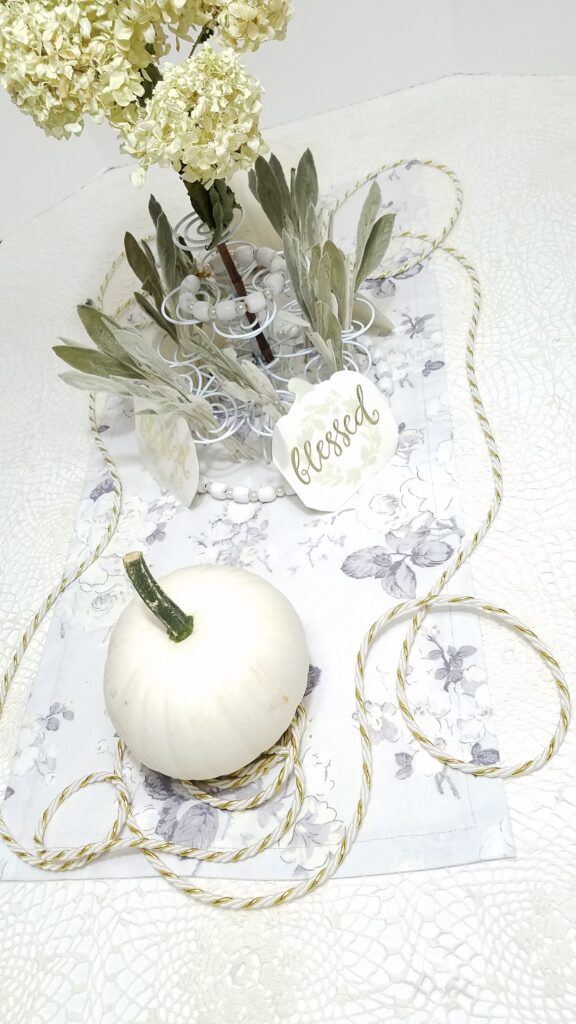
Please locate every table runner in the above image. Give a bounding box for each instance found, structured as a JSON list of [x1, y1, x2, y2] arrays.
[[0, 165, 512, 882]]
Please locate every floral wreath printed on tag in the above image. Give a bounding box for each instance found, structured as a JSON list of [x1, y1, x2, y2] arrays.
[[272, 371, 398, 511]]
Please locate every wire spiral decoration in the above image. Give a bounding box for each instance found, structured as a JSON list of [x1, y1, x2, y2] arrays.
[[0, 161, 570, 910]]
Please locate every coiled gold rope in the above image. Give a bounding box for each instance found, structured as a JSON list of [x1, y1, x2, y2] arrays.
[[0, 162, 570, 909]]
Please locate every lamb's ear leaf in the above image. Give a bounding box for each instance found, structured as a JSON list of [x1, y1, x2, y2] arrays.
[[252, 156, 285, 236], [148, 194, 163, 227], [315, 300, 342, 371], [304, 202, 321, 250], [76, 304, 127, 361], [355, 212, 395, 289], [248, 167, 258, 202], [295, 149, 319, 231], [354, 180, 382, 277], [156, 212, 178, 292], [290, 167, 297, 222], [323, 240, 347, 325], [134, 291, 177, 342], [268, 152, 293, 221], [282, 230, 310, 321], [132, 240, 164, 306], [53, 345, 140, 379], [124, 232, 155, 288]]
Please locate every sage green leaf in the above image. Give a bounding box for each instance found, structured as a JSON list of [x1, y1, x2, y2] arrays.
[[59, 373, 181, 406], [135, 292, 177, 342], [282, 230, 309, 320], [111, 325, 183, 387], [269, 153, 293, 221], [307, 329, 337, 374], [148, 194, 163, 226], [59, 371, 141, 395], [316, 253, 332, 309], [54, 345, 140, 379], [295, 149, 319, 232], [323, 240, 348, 326], [156, 212, 177, 292], [290, 167, 296, 205], [124, 232, 155, 288], [247, 168, 258, 202], [355, 212, 395, 289], [252, 156, 284, 236], [76, 304, 127, 361], [305, 202, 321, 250], [237, 359, 284, 410], [297, 252, 316, 326], [315, 300, 343, 371], [140, 238, 158, 269], [354, 180, 381, 279], [308, 243, 321, 307]]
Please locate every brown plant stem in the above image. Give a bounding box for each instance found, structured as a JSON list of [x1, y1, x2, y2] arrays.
[[217, 242, 274, 364]]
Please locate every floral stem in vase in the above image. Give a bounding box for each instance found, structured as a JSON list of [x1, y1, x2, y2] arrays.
[[123, 552, 194, 643], [181, 174, 275, 365], [217, 241, 274, 364]]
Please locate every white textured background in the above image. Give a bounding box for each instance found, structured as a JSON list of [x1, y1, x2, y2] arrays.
[[2, 74, 576, 1021], [2, 0, 576, 234]]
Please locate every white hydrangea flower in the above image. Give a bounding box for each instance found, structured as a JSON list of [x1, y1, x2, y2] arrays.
[[156, 0, 217, 36], [0, 0, 166, 138], [121, 47, 266, 186], [216, 0, 293, 51]]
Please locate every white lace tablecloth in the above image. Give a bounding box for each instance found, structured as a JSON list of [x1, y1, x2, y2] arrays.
[[2, 75, 576, 1022]]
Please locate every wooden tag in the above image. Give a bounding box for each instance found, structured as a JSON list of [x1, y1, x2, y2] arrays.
[[134, 400, 199, 507], [272, 371, 398, 511]]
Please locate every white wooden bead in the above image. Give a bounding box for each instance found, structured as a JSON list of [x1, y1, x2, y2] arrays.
[[232, 486, 251, 503], [180, 274, 201, 294], [234, 244, 254, 267], [377, 377, 393, 397], [270, 256, 286, 273], [257, 485, 276, 503], [245, 291, 267, 314], [209, 481, 228, 500], [264, 272, 284, 296], [193, 300, 211, 321], [215, 300, 238, 321], [256, 246, 276, 267], [374, 360, 389, 379], [178, 294, 197, 316]]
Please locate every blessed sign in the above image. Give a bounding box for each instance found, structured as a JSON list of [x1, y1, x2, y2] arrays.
[[272, 371, 398, 511]]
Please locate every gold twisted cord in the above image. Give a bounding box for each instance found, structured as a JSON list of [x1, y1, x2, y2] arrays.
[[0, 162, 570, 910]]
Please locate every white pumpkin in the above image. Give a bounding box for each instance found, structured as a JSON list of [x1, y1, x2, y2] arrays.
[[104, 555, 309, 780]]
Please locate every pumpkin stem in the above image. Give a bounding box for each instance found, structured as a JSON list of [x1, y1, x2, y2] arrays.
[[123, 552, 194, 643]]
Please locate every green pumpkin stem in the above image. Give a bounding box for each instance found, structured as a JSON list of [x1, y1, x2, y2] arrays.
[[123, 551, 194, 643]]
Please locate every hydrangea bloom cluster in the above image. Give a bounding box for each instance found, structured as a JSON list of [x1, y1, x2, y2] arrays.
[[0, 0, 168, 138], [216, 0, 293, 51], [122, 47, 266, 186]]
